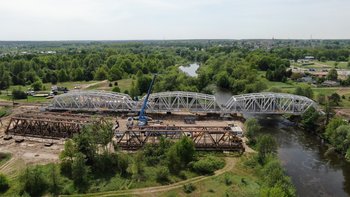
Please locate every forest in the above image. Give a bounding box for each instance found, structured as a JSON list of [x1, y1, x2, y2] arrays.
[[0, 40, 349, 99]]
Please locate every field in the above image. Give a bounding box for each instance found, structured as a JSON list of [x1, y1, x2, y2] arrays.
[[292, 60, 349, 69], [0, 79, 134, 103]]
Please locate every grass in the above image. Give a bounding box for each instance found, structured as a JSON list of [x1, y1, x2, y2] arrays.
[[116, 78, 134, 93], [0, 153, 11, 166], [157, 155, 260, 197], [293, 61, 349, 69], [84, 79, 134, 93], [0, 94, 49, 103]]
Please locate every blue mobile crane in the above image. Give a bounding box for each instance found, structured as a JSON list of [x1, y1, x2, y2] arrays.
[[138, 74, 157, 126]]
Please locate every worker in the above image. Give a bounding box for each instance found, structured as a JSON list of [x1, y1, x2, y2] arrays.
[[115, 119, 119, 129], [113, 119, 120, 131]]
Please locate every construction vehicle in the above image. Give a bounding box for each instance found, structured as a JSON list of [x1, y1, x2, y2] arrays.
[[138, 74, 157, 126]]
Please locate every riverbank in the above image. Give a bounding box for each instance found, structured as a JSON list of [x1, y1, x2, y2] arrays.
[[257, 116, 350, 196]]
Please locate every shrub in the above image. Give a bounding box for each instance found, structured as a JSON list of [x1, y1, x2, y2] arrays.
[[179, 171, 187, 180], [112, 86, 121, 92], [0, 174, 9, 192], [183, 183, 196, 193], [109, 82, 113, 87], [20, 166, 48, 197], [156, 166, 170, 183], [224, 175, 232, 186], [191, 156, 225, 174], [31, 80, 43, 91], [114, 81, 118, 86], [12, 89, 27, 99]]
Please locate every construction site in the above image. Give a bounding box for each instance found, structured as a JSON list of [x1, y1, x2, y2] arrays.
[[0, 75, 317, 177]]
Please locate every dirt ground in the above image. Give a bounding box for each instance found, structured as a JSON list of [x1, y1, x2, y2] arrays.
[[0, 105, 250, 178]]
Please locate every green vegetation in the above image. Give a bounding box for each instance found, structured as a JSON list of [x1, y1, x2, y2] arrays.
[[324, 117, 350, 161], [2, 124, 225, 196], [301, 107, 320, 131], [0, 174, 9, 193], [244, 118, 261, 145], [0, 107, 11, 118], [161, 135, 295, 197]]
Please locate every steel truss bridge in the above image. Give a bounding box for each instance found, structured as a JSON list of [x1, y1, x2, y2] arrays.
[[47, 91, 316, 115], [116, 125, 244, 152]]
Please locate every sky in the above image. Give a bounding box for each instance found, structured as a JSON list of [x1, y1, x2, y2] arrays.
[[0, 0, 349, 40]]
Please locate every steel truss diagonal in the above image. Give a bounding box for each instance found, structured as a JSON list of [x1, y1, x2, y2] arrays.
[[48, 91, 316, 115]]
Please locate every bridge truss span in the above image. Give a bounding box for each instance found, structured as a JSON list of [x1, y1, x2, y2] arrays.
[[47, 91, 136, 112], [47, 91, 316, 115], [224, 92, 316, 115], [141, 91, 222, 113]]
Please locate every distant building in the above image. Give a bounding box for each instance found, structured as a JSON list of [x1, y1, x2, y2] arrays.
[[297, 76, 316, 84], [304, 56, 315, 60], [322, 80, 340, 87]]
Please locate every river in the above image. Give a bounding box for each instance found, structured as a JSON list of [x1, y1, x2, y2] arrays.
[[256, 116, 350, 197], [179, 63, 199, 77], [179, 63, 350, 196]]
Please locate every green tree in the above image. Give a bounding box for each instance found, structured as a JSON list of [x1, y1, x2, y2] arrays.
[[345, 148, 350, 162], [301, 107, 320, 131], [215, 72, 231, 89], [59, 139, 77, 177], [112, 86, 120, 92], [31, 80, 43, 91], [294, 85, 313, 99], [257, 135, 277, 164], [20, 166, 48, 197], [167, 137, 195, 174], [325, 117, 347, 141], [156, 166, 170, 183], [332, 125, 350, 153], [108, 64, 123, 81], [94, 66, 108, 80], [317, 93, 326, 105], [329, 93, 341, 106], [58, 69, 69, 82], [72, 153, 90, 191], [244, 118, 261, 143], [327, 68, 338, 81], [129, 151, 145, 181], [48, 164, 62, 196], [72, 67, 84, 81], [12, 89, 27, 100]]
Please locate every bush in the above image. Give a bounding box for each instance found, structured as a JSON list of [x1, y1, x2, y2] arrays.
[[156, 166, 170, 183], [109, 82, 113, 87], [0, 174, 9, 192], [183, 183, 196, 193], [12, 89, 27, 100], [191, 156, 225, 174], [20, 166, 48, 197], [112, 86, 121, 93], [179, 171, 187, 180], [114, 81, 118, 86], [224, 175, 232, 186], [31, 80, 43, 91]]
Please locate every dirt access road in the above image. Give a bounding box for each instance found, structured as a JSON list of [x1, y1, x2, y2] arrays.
[[63, 157, 237, 197]]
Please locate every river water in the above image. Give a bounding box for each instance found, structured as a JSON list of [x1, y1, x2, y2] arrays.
[[256, 116, 350, 197], [179, 63, 350, 196], [179, 63, 199, 77]]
